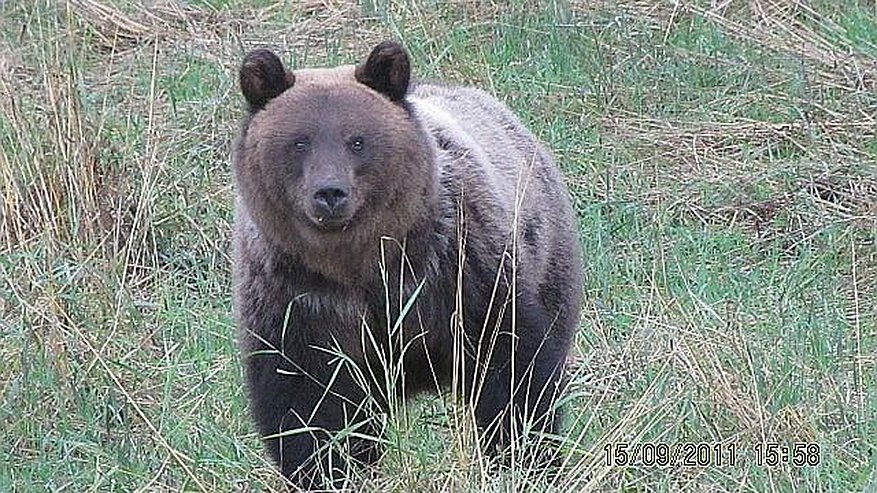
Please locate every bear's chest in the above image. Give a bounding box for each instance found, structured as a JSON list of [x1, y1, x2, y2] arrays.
[[272, 276, 442, 362]]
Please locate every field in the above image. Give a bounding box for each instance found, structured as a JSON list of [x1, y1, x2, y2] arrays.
[[1, 0, 875, 491]]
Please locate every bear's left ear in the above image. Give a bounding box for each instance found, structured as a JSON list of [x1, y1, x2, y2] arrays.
[[240, 48, 295, 111], [355, 41, 410, 102]]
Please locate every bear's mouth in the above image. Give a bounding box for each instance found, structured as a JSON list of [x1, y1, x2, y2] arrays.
[[309, 214, 351, 233]]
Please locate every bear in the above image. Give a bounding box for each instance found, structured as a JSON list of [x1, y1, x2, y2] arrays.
[[232, 41, 582, 489]]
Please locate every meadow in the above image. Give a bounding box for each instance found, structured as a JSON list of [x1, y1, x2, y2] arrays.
[[1, 0, 875, 491]]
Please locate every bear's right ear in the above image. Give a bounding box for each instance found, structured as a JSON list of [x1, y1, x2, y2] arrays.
[[355, 41, 410, 102], [239, 49, 295, 110]]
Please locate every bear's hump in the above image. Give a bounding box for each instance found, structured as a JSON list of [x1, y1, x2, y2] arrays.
[[292, 65, 357, 88]]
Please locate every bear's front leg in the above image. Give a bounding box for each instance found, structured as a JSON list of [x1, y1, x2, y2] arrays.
[[243, 347, 380, 489], [464, 294, 568, 459]]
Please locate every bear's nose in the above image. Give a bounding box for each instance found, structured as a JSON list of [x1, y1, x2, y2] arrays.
[[312, 187, 349, 216]]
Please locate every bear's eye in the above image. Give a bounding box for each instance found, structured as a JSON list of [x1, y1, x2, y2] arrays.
[[347, 137, 365, 154], [292, 139, 309, 153]]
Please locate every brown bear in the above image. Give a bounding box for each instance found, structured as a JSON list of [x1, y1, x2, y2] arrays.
[[232, 41, 582, 489]]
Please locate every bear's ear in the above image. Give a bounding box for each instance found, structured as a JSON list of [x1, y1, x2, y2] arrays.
[[355, 41, 410, 102], [239, 49, 295, 110]]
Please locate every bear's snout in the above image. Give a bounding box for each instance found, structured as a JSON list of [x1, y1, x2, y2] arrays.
[[310, 186, 351, 228]]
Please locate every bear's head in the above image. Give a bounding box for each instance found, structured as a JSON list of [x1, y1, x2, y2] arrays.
[[234, 42, 436, 283]]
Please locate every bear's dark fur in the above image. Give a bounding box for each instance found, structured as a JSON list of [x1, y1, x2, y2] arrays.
[[232, 41, 582, 489]]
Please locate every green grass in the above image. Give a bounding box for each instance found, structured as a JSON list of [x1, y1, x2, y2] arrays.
[[1, 0, 875, 491]]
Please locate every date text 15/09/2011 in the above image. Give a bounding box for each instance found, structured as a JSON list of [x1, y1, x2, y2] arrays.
[[603, 442, 822, 468]]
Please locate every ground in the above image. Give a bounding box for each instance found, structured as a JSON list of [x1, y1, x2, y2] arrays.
[[0, 0, 875, 491]]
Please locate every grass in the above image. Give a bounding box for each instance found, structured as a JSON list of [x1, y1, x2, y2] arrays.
[[1, 0, 875, 491]]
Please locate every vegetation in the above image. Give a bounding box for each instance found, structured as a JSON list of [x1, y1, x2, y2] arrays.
[[1, 0, 874, 491]]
